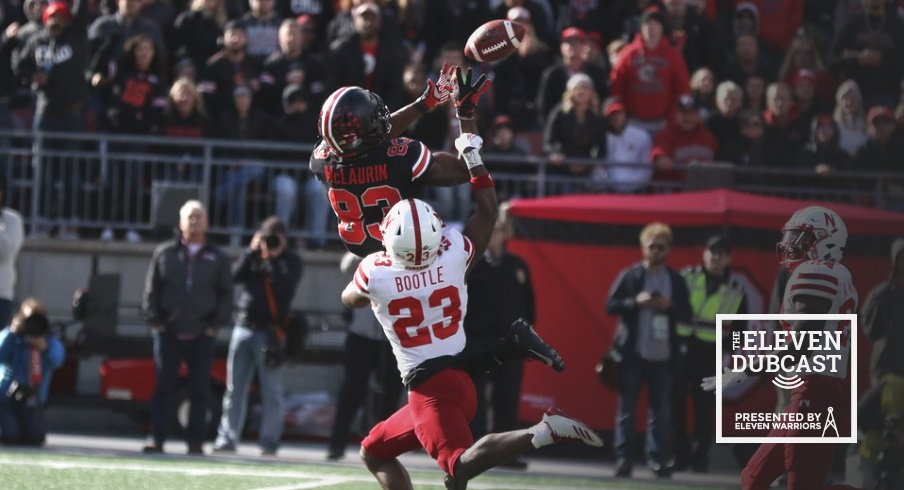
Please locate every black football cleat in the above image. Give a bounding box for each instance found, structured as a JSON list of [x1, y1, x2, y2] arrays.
[[510, 318, 566, 372]]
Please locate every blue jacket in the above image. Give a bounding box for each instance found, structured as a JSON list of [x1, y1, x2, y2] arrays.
[[0, 328, 65, 405]]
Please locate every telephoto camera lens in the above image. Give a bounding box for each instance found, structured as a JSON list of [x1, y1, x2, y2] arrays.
[[264, 234, 280, 249]]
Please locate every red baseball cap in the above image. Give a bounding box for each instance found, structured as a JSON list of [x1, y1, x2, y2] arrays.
[[493, 114, 513, 128], [603, 97, 626, 117], [790, 68, 817, 86], [43, 1, 71, 23], [867, 106, 895, 124], [561, 27, 587, 42]]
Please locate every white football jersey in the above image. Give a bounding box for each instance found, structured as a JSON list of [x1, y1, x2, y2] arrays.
[[353, 228, 476, 380], [782, 260, 858, 379]]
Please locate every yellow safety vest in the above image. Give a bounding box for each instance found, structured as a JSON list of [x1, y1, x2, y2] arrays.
[[676, 267, 745, 342]]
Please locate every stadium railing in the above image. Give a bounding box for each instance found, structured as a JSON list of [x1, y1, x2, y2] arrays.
[[0, 130, 899, 244]]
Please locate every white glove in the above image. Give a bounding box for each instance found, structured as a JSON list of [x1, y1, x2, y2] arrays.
[[454, 133, 483, 154], [701, 367, 748, 392]]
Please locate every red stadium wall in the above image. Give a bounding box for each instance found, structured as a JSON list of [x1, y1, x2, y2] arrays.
[[506, 190, 904, 432]]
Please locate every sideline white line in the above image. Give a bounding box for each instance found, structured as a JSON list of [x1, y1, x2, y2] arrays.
[[250, 477, 350, 490], [0, 456, 614, 490]]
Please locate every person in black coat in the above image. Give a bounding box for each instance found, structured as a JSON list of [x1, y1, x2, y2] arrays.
[[259, 19, 326, 116], [490, 6, 552, 130], [99, 34, 167, 136], [605, 222, 692, 478], [797, 114, 853, 191], [663, 0, 725, 74], [88, 0, 166, 79], [863, 238, 904, 384], [465, 211, 536, 470], [535, 27, 608, 126], [325, 3, 406, 110], [170, 0, 227, 73], [13, 0, 91, 236], [543, 73, 607, 179], [197, 20, 262, 120], [706, 80, 744, 163]]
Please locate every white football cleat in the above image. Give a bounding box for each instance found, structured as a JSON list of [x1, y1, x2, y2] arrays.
[[542, 408, 603, 447]]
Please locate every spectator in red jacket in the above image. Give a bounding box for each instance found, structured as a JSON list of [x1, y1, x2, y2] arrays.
[[651, 94, 719, 182], [610, 6, 690, 137]]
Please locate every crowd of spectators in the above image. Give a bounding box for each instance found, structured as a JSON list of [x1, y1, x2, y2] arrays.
[[1, 0, 904, 218]]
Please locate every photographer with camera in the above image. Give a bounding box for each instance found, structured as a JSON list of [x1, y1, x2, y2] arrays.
[[213, 216, 302, 456], [0, 298, 65, 446]]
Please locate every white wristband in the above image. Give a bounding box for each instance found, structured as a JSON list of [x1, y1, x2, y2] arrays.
[[461, 149, 483, 169], [455, 133, 484, 169]]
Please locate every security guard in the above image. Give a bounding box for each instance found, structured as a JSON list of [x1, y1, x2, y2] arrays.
[[673, 235, 748, 472]]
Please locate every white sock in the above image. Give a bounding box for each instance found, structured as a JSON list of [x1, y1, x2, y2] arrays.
[[528, 421, 553, 448]]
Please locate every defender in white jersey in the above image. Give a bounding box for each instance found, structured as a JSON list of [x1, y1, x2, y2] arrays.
[[781, 260, 858, 380], [354, 219, 475, 380], [341, 134, 601, 490], [703, 206, 860, 490]]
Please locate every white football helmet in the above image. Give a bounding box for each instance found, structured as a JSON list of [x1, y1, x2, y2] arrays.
[[778, 206, 847, 269], [380, 199, 443, 269]]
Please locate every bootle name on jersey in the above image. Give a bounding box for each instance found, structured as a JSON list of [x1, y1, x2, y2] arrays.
[[352, 228, 477, 380], [781, 260, 858, 380], [310, 136, 433, 257]]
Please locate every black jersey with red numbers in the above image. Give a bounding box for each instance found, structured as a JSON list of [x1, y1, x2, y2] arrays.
[[310, 136, 434, 257]]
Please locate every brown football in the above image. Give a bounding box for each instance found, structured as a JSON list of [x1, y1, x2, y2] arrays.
[[464, 19, 526, 63]]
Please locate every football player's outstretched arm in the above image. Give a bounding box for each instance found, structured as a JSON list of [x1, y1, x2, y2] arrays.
[[388, 63, 455, 139], [341, 283, 369, 309], [424, 153, 472, 186], [341, 257, 371, 309], [422, 66, 492, 187], [456, 133, 498, 275]]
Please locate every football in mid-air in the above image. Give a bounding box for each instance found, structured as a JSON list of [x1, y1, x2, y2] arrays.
[[464, 19, 526, 63]]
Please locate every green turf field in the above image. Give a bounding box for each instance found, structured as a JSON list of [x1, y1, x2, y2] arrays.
[[0, 450, 736, 490]]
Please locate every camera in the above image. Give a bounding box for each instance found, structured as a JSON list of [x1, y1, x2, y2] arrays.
[[264, 234, 281, 249], [6, 381, 38, 408], [23, 313, 50, 338], [262, 331, 284, 368], [263, 346, 283, 368]]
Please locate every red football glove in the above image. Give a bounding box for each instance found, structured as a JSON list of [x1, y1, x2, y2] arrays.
[[453, 66, 491, 120], [416, 63, 455, 112]]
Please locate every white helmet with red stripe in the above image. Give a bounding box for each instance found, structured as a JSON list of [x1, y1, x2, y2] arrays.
[[778, 206, 847, 270], [380, 199, 443, 269], [318, 86, 391, 157]]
